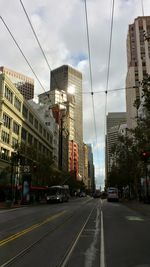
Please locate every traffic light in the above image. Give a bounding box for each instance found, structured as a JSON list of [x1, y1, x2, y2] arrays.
[[141, 151, 150, 163]]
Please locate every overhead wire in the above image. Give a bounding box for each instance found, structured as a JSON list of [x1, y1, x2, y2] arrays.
[[0, 16, 47, 94], [84, 0, 98, 145], [19, 0, 60, 91], [103, 0, 115, 186], [104, 0, 115, 136], [141, 0, 144, 16], [82, 86, 138, 94]]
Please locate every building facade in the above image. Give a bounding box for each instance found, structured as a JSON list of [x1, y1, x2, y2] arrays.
[[83, 144, 90, 190], [0, 66, 34, 100], [39, 89, 75, 173], [87, 144, 95, 193], [69, 140, 79, 179], [126, 16, 150, 129], [0, 73, 53, 182], [105, 112, 127, 181], [28, 100, 59, 167], [50, 65, 84, 180]]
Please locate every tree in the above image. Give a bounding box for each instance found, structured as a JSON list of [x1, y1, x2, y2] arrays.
[[108, 74, 150, 199]]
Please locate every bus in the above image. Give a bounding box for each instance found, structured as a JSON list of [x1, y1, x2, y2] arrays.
[[46, 185, 69, 203]]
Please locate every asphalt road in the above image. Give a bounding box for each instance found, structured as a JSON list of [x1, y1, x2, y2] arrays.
[[0, 198, 150, 267]]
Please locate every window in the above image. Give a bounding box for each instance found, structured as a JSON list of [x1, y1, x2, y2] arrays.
[[39, 142, 42, 151], [1, 148, 9, 160], [47, 133, 49, 141], [34, 119, 38, 130], [14, 97, 21, 112], [21, 127, 27, 141], [1, 131, 9, 144], [22, 105, 28, 119], [28, 133, 33, 145], [45, 122, 51, 126], [43, 129, 46, 138], [5, 85, 13, 103], [34, 138, 38, 149], [13, 121, 20, 135], [12, 137, 18, 148], [3, 113, 11, 129], [50, 135, 53, 144], [29, 112, 33, 124], [39, 124, 42, 134]]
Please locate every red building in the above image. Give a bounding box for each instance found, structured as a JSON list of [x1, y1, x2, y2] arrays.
[[69, 140, 79, 179]]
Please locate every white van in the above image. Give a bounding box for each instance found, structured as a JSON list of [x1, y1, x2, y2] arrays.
[[107, 187, 119, 202]]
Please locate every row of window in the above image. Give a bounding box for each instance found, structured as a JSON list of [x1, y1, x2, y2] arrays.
[[3, 113, 20, 135], [1, 128, 51, 157], [4, 84, 52, 143]]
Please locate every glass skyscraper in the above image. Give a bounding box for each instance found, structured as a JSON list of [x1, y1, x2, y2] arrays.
[[50, 65, 84, 179]]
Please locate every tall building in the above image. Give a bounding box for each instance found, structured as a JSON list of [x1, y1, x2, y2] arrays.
[[50, 65, 84, 179], [39, 89, 75, 173], [105, 112, 126, 180], [87, 144, 95, 193], [0, 66, 34, 100], [126, 16, 150, 129]]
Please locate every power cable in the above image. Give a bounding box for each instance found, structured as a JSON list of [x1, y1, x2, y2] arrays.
[[19, 0, 60, 91], [104, 0, 115, 186], [0, 16, 47, 94], [84, 0, 98, 144], [104, 0, 115, 128], [141, 0, 144, 16], [82, 86, 138, 94]]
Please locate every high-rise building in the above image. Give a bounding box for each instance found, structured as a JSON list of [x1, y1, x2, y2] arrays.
[[105, 112, 126, 180], [87, 144, 95, 193], [0, 66, 34, 100], [50, 65, 84, 179], [126, 16, 150, 129], [39, 89, 75, 173]]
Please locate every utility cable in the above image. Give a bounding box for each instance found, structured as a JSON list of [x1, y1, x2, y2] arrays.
[[104, 0, 115, 187], [84, 0, 98, 145], [19, 0, 60, 91], [141, 0, 144, 16], [0, 16, 47, 94], [104, 0, 115, 127], [82, 86, 138, 94]]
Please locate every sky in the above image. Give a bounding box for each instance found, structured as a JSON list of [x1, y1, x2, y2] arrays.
[[0, 0, 150, 189]]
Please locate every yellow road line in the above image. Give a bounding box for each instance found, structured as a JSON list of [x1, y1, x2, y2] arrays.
[[0, 210, 66, 247]]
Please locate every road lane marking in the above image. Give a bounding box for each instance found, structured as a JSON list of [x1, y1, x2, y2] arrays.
[[58, 206, 95, 267], [85, 206, 100, 267], [0, 210, 66, 247], [125, 216, 144, 221], [100, 199, 105, 267]]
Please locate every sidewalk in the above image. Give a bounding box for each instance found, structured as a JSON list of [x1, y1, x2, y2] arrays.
[[122, 199, 150, 217], [0, 201, 21, 210]]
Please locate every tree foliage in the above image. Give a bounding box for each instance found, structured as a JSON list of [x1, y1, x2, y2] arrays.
[[108, 74, 150, 196]]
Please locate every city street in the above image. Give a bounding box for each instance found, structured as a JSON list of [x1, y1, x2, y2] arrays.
[[0, 197, 150, 267]]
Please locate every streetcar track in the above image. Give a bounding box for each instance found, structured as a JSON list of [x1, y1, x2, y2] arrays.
[[0, 198, 94, 267], [0, 211, 74, 267], [57, 203, 98, 267]]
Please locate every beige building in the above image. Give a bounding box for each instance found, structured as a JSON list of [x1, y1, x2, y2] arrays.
[[0, 73, 53, 175], [126, 16, 150, 129], [0, 66, 34, 100]]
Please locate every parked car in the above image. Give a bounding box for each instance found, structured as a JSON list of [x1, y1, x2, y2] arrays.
[[107, 187, 119, 202]]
